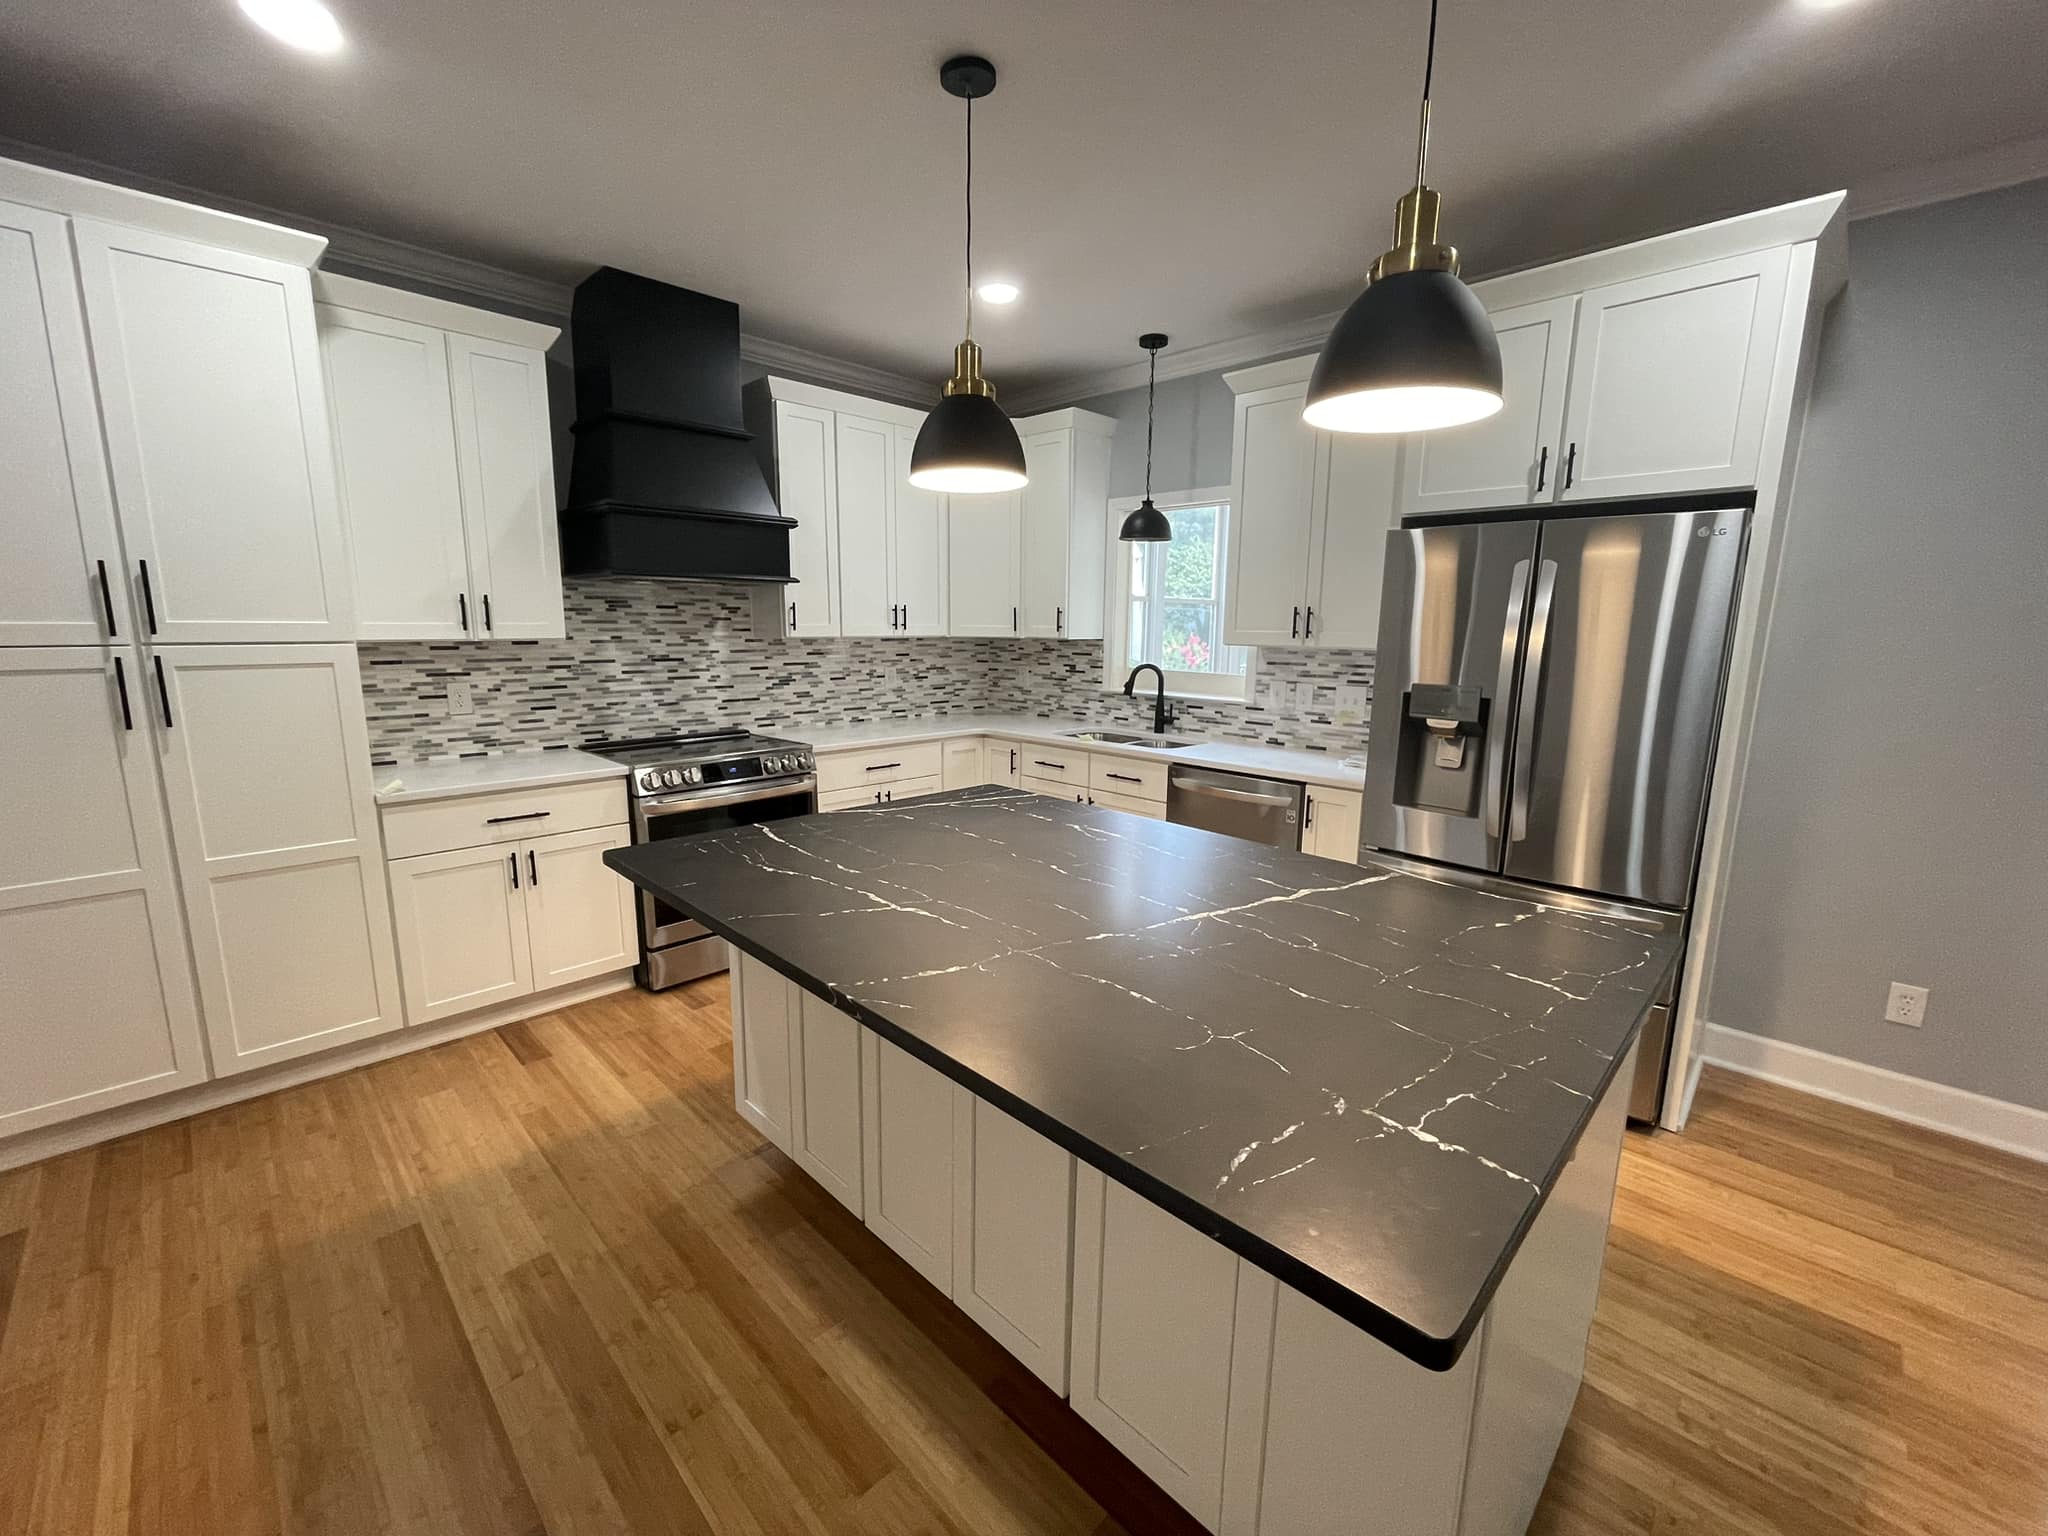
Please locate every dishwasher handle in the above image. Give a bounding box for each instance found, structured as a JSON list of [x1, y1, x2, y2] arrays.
[[1175, 777, 1296, 808]]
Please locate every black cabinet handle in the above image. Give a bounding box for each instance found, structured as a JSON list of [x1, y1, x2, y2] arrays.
[[527, 850, 539, 886], [458, 592, 469, 633], [1056, 605, 1063, 633], [1304, 793, 1316, 827], [902, 603, 909, 630], [1291, 605, 1300, 640], [1534, 445, 1549, 494], [790, 600, 797, 628], [1032, 759, 1067, 771], [510, 852, 519, 890], [873, 789, 883, 804], [865, 761, 902, 773], [96, 560, 117, 638], [1563, 442, 1578, 491], [1012, 606, 1017, 632], [138, 560, 159, 635], [485, 811, 551, 824], [152, 655, 173, 728], [1305, 605, 1315, 639], [482, 593, 493, 632], [1105, 771, 1140, 784], [885, 789, 893, 802], [112, 656, 133, 731]]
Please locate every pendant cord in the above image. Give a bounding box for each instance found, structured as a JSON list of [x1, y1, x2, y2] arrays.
[[1144, 347, 1157, 502], [1415, 0, 1438, 191], [964, 93, 975, 341]]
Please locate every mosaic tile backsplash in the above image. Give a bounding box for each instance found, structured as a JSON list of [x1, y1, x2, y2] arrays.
[[360, 581, 1374, 765]]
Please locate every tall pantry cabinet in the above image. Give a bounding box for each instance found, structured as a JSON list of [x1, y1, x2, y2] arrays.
[[0, 156, 401, 1144]]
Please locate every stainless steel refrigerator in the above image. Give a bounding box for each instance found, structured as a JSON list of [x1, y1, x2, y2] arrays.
[[1362, 504, 1748, 1121]]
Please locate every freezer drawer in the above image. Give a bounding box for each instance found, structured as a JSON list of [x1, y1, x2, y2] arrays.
[[1167, 766, 1304, 849]]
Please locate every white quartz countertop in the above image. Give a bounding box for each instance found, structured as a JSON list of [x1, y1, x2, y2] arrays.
[[799, 715, 1368, 792], [372, 748, 627, 806]]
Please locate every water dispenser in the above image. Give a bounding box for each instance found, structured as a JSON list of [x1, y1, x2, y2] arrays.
[[1389, 683, 1488, 817]]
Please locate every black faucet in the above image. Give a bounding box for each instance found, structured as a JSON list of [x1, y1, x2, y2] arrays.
[[1123, 664, 1176, 735]]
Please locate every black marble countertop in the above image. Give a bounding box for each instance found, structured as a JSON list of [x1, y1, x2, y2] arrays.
[[607, 787, 1678, 1368]]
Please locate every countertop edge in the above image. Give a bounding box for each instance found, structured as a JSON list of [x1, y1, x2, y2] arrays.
[[373, 751, 629, 806], [605, 810, 1661, 1372]]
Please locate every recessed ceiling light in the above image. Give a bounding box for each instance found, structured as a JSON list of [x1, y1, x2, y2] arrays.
[[1797, 0, 1862, 9], [238, 0, 346, 54], [976, 281, 1021, 305]]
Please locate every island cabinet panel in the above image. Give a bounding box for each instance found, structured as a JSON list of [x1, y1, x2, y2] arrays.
[[951, 1094, 1076, 1393], [1217, 1272, 1480, 1536], [1071, 1167, 1245, 1529], [859, 1033, 960, 1291], [730, 952, 795, 1152], [790, 991, 865, 1217], [1301, 786, 1363, 863]]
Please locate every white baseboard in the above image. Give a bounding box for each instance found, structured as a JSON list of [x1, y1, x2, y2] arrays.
[[1700, 1022, 2048, 1164], [0, 972, 637, 1174]]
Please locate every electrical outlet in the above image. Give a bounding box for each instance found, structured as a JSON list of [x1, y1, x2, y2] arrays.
[[1334, 686, 1370, 728], [445, 679, 475, 717], [1266, 681, 1294, 714], [1299, 685, 1328, 721], [1884, 981, 1929, 1027]]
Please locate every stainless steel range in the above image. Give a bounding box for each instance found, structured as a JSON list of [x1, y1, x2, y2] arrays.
[[586, 729, 816, 989]]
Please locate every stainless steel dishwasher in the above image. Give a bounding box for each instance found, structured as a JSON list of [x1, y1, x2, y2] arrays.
[[1166, 764, 1305, 849]]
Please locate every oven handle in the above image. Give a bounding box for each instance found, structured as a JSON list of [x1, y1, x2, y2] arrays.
[[637, 777, 817, 818]]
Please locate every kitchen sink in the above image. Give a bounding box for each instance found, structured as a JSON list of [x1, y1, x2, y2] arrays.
[[1061, 730, 1193, 749]]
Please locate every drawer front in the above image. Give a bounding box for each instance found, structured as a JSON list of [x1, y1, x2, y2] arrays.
[[380, 779, 627, 859], [1090, 788, 1167, 820], [886, 774, 944, 804], [815, 741, 943, 793], [1022, 774, 1087, 803], [1089, 754, 1168, 803], [820, 774, 944, 812], [1016, 747, 1087, 786]]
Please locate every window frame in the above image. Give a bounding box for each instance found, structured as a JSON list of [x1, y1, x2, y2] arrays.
[[1101, 485, 1254, 702]]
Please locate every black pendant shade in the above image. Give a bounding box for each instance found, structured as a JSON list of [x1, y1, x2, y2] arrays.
[[1119, 331, 1174, 542], [910, 389, 1029, 494], [1303, 269, 1503, 434]]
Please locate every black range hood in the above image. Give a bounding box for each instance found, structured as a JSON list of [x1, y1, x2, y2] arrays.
[[560, 268, 794, 582]]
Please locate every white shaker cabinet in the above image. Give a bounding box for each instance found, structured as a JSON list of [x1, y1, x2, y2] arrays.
[[149, 645, 402, 1074], [1303, 432, 1399, 650], [891, 425, 949, 636], [731, 951, 796, 1151], [832, 414, 950, 637], [790, 990, 866, 1216], [385, 842, 536, 1023], [1395, 295, 1577, 517], [941, 735, 986, 789], [860, 1032, 960, 1292], [315, 275, 563, 642], [521, 825, 637, 988], [0, 200, 132, 647], [1557, 247, 1791, 502], [1016, 411, 1114, 641], [764, 399, 841, 637], [1301, 785, 1363, 863], [952, 1093, 1076, 1392], [72, 220, 353, 643], [0, 649, 209, 1136], [947, 488, 1022, 636]]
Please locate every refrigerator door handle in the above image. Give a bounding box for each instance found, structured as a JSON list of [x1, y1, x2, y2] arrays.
[[1485, 559, 1531, 839], [1509, 559, 1558, 842]]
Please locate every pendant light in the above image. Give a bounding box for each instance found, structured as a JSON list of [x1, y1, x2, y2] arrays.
[[1303, 0, 1503, 435], [909, 55, 1029, 494], [1119, 333, 1173, 542]]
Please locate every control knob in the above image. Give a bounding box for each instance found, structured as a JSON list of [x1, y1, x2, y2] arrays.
[[682, 765, 702, 784], [659, 767, 681, 788]]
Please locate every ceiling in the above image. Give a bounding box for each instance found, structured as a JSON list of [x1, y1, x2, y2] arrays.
[[3, 0, 2044, 402]]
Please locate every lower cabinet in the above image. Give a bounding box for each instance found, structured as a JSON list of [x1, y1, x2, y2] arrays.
[[1301, 786, 1363, 863], [730, 950, 796, 1150], [940, 735, 985, 790], [953, 1092, 1077, 1392], [861, 1031, 959, 1290], [791, 988, 866, 1216]]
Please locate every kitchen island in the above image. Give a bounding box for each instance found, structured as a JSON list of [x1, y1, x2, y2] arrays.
[[606, 787, 1678, 1534]]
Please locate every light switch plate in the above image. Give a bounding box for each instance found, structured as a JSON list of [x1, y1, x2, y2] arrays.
[[445, 680, 475, 717], [1266, 681, 1294, 714], [1334, 686, 1370, 728], [1299, 685, 1329, 721]]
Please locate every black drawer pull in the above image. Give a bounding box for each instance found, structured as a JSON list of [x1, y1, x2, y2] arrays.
[[97, 559, 117, 637], [1032, 760, 1066, 771], [152, 655, 173, 727], [865, 762, 902, 773], [139, 559, 159, 635], [1104, 771, 1141, 784], [1563, 442, 1578, 490], [510, 852, 519, 890], [113, 656, 133, 730], [527, 850, 539, 886], [482, 593, 493, 632], [1534, 444, 1549, 494], [485, 811, 551, 824], [458, 592, 469, 632]]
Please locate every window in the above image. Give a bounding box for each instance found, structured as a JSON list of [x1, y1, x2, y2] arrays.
[[1106, 489, 1253, 701]]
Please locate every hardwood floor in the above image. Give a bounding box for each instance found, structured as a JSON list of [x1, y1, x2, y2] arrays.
[[0, 979, 2042, 1535]]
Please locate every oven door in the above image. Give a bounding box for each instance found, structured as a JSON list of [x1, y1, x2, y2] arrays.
[[632, 776, 817, 948]]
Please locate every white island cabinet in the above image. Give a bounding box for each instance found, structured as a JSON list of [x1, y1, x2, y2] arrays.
[[728, 950, 1637, 1536]]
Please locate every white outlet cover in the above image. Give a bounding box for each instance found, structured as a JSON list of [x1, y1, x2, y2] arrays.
[[446, 680, 475, 717], [1334, 686, 1369, 728], [1884, 981, 1929, 1027], [1266, 681, 1294, 713]]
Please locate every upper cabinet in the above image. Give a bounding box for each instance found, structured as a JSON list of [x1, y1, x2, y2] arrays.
[[315, 273, 563, 642], [1396, 246, 1793, 516], [947, 487, 1022, 637], [1223, 362, 1398, 651], [1016, 410, 1115, 641]]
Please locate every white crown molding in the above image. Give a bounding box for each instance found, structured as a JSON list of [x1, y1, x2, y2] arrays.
[[1701, 1022, 2048, 1164], [1006, 310, 1344, 415], [739, 333, 930, 407], [1847, 132, 2048, 222]]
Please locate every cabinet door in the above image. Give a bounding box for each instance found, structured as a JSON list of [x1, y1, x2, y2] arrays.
[[1396, 296, 1576, 516], [449, 334, 563, 639], [1071, 1168, 1245, 1528], [730, 950, 794, 1151], [952, 1093, 1075, 1392], [775, 401, 840, 636], [522, 824, 636, 989], [940, 736, 985, 790], [990, 739, 1022, 787], [834, 412, 895, 636], [317, 304, 472, 641], [860, 1032, 959, 1291], [0, 202, 131, 647], [387, 843, 534, 1025], [790, 990, 864, 1215], [1061, 427, 1112, 642], [1224, 383, 1316, 647], [1089, 788, 1167, 820], [0, 649, 208, 1136], [891, 424, 948, 635], [1303, 787, 1362, 863], [72, 220, 352, 642], [947, 489, 1021, 636], [1019, 429, 1072, 638], [1306, 433, 1399, 649], [1559, 247, 1790, 501], [150, 645, 402, 1073]]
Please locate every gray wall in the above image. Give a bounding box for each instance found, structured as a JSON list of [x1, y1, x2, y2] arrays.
[[1067, 370, 1242, 499], [1706, 177, 2048, 1111]]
